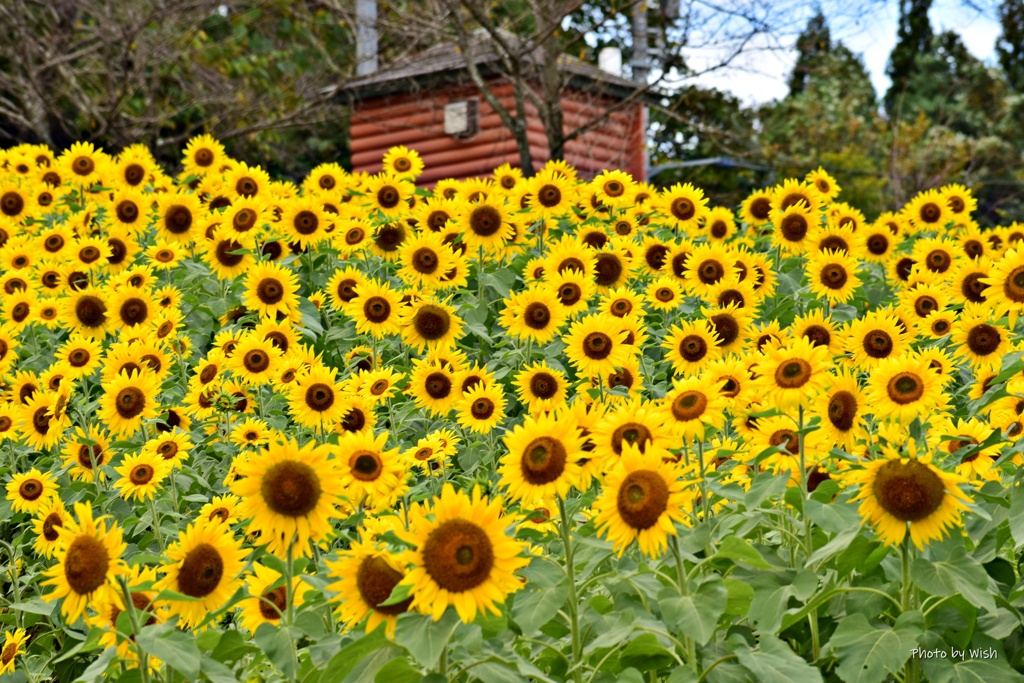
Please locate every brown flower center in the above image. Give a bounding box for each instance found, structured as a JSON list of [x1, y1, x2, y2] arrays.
[[177, 543, 224, 597], [422, 519, 495, 592], [260, 461, 321, 516], [64, 535, 110, 595], [520, 436, 568, 485], [872, 459, 945, 521], [827, 390, 857, 431], [886, 373, 924, 404], [357, 555, 412, 614], [616, 470, 669, 529]]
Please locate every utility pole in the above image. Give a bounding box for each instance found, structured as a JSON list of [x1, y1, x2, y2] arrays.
[[631, 0, 649, 83], [356, 0, 378, 76]]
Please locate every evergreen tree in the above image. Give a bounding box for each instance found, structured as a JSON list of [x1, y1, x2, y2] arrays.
[[998, 0, 1024, 91], [885, 0, 934, 116], [788, 11, 831, 96]]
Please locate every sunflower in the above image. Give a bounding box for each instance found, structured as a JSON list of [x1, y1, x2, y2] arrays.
[[6, 468, 59, 514], [813, 367, 865, 451], [0, 182, 33, 223], [236, 563, 308, 634], [243, 262, 300, 320], [701, 302, 750, 356], [396, 484, 529, 623], [326, 266, 367, 312], [336, 430, 405, 510], [562, 313, 632, 377], [549, 266, 596, 315], [499, 285, 569, 343], [847, 451, 970, 550], [145, 240, 184, 269], [181, 134, 226, 177], [0, 629, 27, 676], [232, 436, 345, 552], [661, 319, 721, 376], [456, 383, 506, 434], [155, 191, 204, 244], [60, 426, 111, 481], [864, 354, 946, 424], [203, 225, 255, 280], [772, 178, 824, 214], [842, 311, 908, 369], [591, 246, 633, 292], [456, 196, 513, 252], [656, 182, 708, 233], [363, 173, 413, 217], [380, 144, 424, 179], [326, 538, 412, 637], [512, 362, 568, 414], [659, 374, 728, 441], [903, 188, 949, 231], [283, 364, 345, 428], [60, 287, 110, 338], [590, 169, 634, 208], [347, 367, 405, 406], [58, 141, 110, 187], [704, 356, 754, 409], [42, 502, 128, 622], [499, 412, 586, 504], [806, 167, 841, 200], [807, 248, 861, 305], [398, 231, 455, 289], [770, 203, 815, 255], [790, 309, 840, 355], [704, 206, 738, 241], [226, 334, 282, 386], [144, 429, 194, 468], [399, 298, 464, 353], [156, 520, 248, 628], [593, 442, 693, 557], [280, 196, 328, 248], [18, 390, 71, 451], [952, 307, 1011, 370], [682, 242, 736, 295], [589, 398, 672, 466], [982, 248, 1024, 325], [32, 500, 68, 558], [344, 279, 404, 338], [107, 186, 149, 233], [113, 451, 172, 502], [751, 337, 832, 411], [98, 369, 161, 436], [0, 325, 16, 375], [106, 286, 157, 330], [527, 169, 576, 218]]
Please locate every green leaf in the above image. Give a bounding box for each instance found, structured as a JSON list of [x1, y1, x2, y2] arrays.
[[378, 582, 413, 607], [661, 575, 727, 645], [747, 570, 817, 633], [743, 472, 789, 508], [911, 546, 996, 614], [253, 624, 296, 680], [830, 612, 923, 683], [733, 634, 823, 683], [373, 657, 423, 683], [619, 633, 676, 671], [804, 496, 861, 534], [136, 628, 202, 681], [9, 599, 56, 617], [319, 630, 396, 682], [713, 536, 773, 570], [1008, 485, 1024, 550], [921, 655, 1024, 683], [72, 645, 118, 683], [394, 610, 460, 669], [512, 571, 569, 637], [468, 661, 530, 683], [723, 578, 754, 618]]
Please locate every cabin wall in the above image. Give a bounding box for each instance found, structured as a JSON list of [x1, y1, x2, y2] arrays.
[[349, 79, 647, 184]]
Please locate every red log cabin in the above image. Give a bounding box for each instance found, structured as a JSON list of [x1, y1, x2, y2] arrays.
[[338, 34, 649, 185]]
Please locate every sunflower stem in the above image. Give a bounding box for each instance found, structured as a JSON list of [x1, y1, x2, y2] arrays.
[[797, 406, 820, 663], [477, 245, 486, 305], [901, 537, 920, 683], [118, 576, 152, 683], [555, 494, 584, 683], [670, 535, 698, 673], [147, 496, 164, 551]]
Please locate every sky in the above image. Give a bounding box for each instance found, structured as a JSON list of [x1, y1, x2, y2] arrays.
[[681, 0, 1005, 106]]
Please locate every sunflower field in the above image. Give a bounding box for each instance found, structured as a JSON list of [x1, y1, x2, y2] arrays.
[[2, 138, 1024, 683]]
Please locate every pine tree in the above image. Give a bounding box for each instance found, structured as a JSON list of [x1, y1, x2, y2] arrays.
[[788, 11, 831, 96], [885, 0, 934, 116], [998, 0, 1024, 91]]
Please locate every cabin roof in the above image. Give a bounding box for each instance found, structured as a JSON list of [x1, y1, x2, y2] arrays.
[[335, 29, 652, 103]]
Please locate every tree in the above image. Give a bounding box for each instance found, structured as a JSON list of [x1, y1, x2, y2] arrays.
[[788, 11, 831, 96], [998, 0, 1024, 92], [885, 0, 934, 116], [0, 0, 354, 177]]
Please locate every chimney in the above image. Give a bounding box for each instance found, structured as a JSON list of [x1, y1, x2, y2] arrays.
[[356, 0, 378, 76], [598, 47, 623, 77]]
